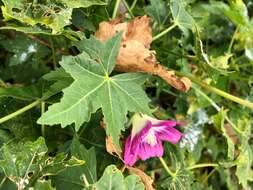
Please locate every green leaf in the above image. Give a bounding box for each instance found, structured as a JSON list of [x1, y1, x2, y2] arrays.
[[58, 0, 106, 8], [161, 167, 192, 190], [170, 0, 195, 35], [0, 137, 84, 189], [41, 153, 84, 176], [42, 68, 73, 100], [125, 175, 145, 190], [0, 34, 50, 66], [235, 144, 253, 188], [0, 137, 48, 185], [0, 82, 45, 101], [38, 34, 151, 147], [210, 54, 232, 70], [144, 0, 168, 27], [54, 137, 97, 190], [1, 0, 106, 34], [33, 180, 56, 190], [235, 118, 253, 188], [1, 0, 70, 34], [0, 69, 72, 101], [212, 109, 235, 160], [93, 165, 144, 190], [205, 0, 249, 26]]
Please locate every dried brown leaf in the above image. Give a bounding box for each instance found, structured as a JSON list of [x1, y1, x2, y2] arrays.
[[95, 16, 191, 92], [224, 123, 239, 145], [106, 136, 122, 159], [127, 166, 155, 190]]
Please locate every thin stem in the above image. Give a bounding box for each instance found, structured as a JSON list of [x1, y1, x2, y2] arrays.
[[176, 71, 253, 109], [112, 0, 121, 19], [193, 86, 243, 134], [0, 100, 41, 124], [159, 157, 175, 178], [82, 175, 90, 188], [41, 102, 46, 137], [228, 26, 239, 53], [152, 23, 177, 42], [130, 0, 138, 11], [50, 37, 57, 69], [203, 168, 217, 183], [187, 163, 219, 170], [122, 0, 134, 18], [0, 177, 6, 188]]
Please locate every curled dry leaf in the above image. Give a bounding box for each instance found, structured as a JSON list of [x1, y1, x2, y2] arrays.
[[224, 123, 239, 145], [95, 16, 191, 92], [106, 136, 122, 159], [127, 166, 155, 190]]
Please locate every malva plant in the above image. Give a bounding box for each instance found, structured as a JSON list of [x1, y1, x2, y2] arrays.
[[0, 0, 253, 190]]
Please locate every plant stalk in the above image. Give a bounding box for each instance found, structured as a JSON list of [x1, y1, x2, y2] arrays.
[[112, 0, 121, 18], [176, 71, 253, 109], [159, 157, 175, 177], [152, 23, 177, 42], [0, 100, 41, 124], [41, 101, 46, 137], [130, 0, 138, 10], [187, 163, 219, 170], [122, 0, 134, 18]]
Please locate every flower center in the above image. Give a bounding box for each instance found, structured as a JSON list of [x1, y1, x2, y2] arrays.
[[143, 128, 157, 146]]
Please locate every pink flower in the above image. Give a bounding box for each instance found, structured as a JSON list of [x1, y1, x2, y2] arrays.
[[124, 113, 183, 166]]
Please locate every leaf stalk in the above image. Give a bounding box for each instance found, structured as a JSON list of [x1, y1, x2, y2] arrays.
[[0, 100, 41, 124], [159, 157, 176, 178], [176, 71, 253, 110], [152, 23, 177, 42], [112, 0, 121, 19]]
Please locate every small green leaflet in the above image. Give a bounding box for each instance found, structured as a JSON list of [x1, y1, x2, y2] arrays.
[[235, 119, 253, 188], [94, 165, 144, 190], [144, 0, 168, 27], [38, 33, 151, 148], [213, 109, 235, 160], [170, 0, 195, 35]]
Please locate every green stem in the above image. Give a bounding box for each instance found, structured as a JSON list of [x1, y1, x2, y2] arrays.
[[130, 0, 138, 11], [228, 26, 239, 54], [192, 86, 243, 134], [176, 71, 253, 109], [122, 0, 134, 18], [50, 37, 57, 69], [186, 163, 219, 170], [82, 175, 90, 188], [159, 157, 175, 177], [112, 0, 121, 19], [41, 101, 46, 137], [0, 100, 41, 124], [203, 168, 217, 183], [152, 23, 177, 42]]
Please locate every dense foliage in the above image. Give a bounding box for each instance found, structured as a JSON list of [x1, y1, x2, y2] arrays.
[[0, 0, 253, 189]]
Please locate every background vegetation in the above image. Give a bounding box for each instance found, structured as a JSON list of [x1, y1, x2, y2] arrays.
[[0, 0, 253, 189]]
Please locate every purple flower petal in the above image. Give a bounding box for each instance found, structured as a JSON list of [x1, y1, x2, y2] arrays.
[[154, 120, 178, 127], [124, 122, 153, 166], [124, 136, 139, 166], [138, 140, 164, 160], [156, 126, 183, 144]]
